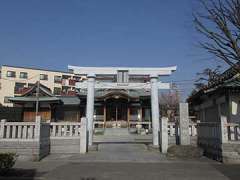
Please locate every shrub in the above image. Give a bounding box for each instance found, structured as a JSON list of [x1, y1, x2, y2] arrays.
[[0, 153, 17, 173]]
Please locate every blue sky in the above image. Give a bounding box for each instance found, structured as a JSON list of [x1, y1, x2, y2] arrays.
[[0, 0, 224, 99]]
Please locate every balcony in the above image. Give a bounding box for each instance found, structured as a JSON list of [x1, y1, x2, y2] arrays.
[[69, 79, 76, 86], [62, 79, 76, 86]]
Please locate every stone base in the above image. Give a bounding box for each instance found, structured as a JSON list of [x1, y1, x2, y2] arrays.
[[147, 144, 160, 152], [88, 144, 98, 152]]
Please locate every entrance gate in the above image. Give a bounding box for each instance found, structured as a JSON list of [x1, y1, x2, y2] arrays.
[[71, 65, 177, 149]]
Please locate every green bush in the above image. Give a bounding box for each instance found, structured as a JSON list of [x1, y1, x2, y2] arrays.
[[0, 153, 17, 173]]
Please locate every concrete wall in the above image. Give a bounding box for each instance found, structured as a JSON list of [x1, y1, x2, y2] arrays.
[[195, 94, 229, 123], [50, 138, 80, 154], [222, 143, 240, 163], [0, 140, 41, 161], [205, 106, 219, 122]]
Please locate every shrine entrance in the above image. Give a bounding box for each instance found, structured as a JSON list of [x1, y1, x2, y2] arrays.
[[105, 98, 128, 128], [72, 65, 177, 147]]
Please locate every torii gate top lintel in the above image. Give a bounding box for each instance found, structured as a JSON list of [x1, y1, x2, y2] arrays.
[[68, 65, 177, 76]]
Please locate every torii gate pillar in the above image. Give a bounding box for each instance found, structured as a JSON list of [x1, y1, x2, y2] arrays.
[[86, 73, 96, 146], [150, 75, 160, 147]]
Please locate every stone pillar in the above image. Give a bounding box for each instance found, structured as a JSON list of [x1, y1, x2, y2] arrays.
[[86, 73, 96, 146], [0, 119, 6, 138], [179, 103, 190, 145], [80, 117, 87, 154], [35, 116, 41, 140], [127, 107, 130, 128], [150, 75, 160, 146], [160, 117, 168, 153], [220, 116, 228, 143], [34, 116, 46, 161]]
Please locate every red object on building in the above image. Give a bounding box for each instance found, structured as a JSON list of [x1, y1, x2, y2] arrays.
[[69, 79, 76, 86], [67, 90, 76, 96]]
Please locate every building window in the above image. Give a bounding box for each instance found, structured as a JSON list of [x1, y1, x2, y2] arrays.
[[40, 74, 48, 80], [6, 71, 16, 78], [14, 82, 26, 94], [19, 72, 28, 79], [54, 76, 62, 83], [54, 87, 61, 95], [117, 70, 128, 83]]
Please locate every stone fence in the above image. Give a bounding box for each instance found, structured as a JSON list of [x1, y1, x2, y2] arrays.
[[226, 123, 240, 141], [0, 121, 36, 139], [197, 116, 240, 163], [0, 117, 87, 161], [50, 122, 82, 154], [50, 122, 81, 138], [168, 122, 197, 145], [168, 122, 197, 137], [0, 117, 49, 161]]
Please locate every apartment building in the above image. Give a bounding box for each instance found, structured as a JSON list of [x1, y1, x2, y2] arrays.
[[0, 65, 84, 106]]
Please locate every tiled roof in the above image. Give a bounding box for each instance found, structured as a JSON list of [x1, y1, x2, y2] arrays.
[[188, 72, 240, 103], [59, 96, 80, 105], [8, 96, 60, 103], [77, 89, 151, 98]]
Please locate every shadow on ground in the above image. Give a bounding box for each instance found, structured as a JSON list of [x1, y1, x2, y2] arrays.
[[211, 164, 240, 180], [0, 168, 46, 180]]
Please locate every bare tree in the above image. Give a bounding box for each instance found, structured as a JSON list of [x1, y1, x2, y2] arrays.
[[194, 0, 240, 69], [159, 91, 180, 121], [194, 65, 222, 90]]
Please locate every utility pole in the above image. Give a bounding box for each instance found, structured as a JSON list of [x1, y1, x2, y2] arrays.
[[35, 78, 40, 117]]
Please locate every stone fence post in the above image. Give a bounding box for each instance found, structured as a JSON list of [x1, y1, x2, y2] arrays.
[[220, 116, 228, 143], [34, 116, 50, 160], [0, 119, 6, 138], [160, 117, 168, 153], [179, 103, 190, 145], [35, 116, 41, 140], [80, 117, 87, 154]]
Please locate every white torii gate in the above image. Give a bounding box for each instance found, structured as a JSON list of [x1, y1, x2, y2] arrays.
[[69, 66, 177, 148]]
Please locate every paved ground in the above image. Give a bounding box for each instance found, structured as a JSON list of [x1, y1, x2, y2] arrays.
[[42, 143, 167, 162], [2, 144, 240, 180]]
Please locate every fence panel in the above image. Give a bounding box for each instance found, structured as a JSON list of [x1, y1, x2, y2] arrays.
[[0, 120, 36, 139], [50, 122, 81, 138]]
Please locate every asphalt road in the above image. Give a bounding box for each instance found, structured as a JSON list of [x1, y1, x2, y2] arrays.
[[43, 162, 240, 180]]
